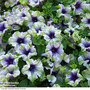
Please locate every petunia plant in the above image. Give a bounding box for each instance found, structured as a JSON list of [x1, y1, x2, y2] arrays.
[[0, 0, 90, 88]]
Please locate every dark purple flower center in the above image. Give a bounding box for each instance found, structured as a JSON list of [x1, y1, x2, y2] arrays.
[[69, 30, 74, 35], [61, 9, 67, 14], [34, 0, 38, 3], [75, 1, 82, 9], [21, 13, 26, 17], [51, 46, 59, 54], [29, 64, 36, 72], [36, 27, 42, 33], [32, 17, 38, 23], [87, 19, 90, 24], [0, 23, 6, 32], [17, 37, 25, 44], [4, 56, 15, 66], [60, 60, 68, 66], [70, 72, 79, 82], [9, 70, 14, 74], [84, 42, 90, 48], [48, 32, 55, 39], [9, 76, 15, 80], [52, 70, 58, 77], [60, 21, 67, 27], [22, 48, 31, 55]]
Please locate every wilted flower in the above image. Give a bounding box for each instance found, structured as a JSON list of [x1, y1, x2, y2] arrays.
[[66, 69, 83, 86], [8, 31, 32, 47], [22, 59, 44, 82]]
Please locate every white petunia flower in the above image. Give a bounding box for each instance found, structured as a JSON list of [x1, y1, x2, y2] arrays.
[[22, 59, 44, 82], [16, 44, 37, 59], [8, 31, 32, 48]]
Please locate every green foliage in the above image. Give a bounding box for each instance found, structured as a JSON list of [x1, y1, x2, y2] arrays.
[[18, 79, 28, 87]]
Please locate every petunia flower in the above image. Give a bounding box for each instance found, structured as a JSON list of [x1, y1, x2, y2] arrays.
[[54, 53, 70, 68], [8, 31, 32, 48], [42, 40, 64, 61], [28, 22, 46, 36], [72, 0, 87, 15], [16, 44, 37, 59], [0, 22, 8, 36], [28, 0, 44, 7], [79, 38, 90, 51], [64, 26, 79, 37], [81, 13, 90, 29], [0, 53, 18, 68], [57, 4, 71, 18], [42, 25, 62, 42], [78, 51, 90, 68], [66, 69, 83, 86], [0, 65, 20, 83], [22, 59, 44, 82], [27, 11, 45, 28]]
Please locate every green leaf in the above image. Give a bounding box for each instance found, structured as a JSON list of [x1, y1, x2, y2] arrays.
[[18, 58, 26, 70], [36, 45, 46, 56], [18, 79, 28, 87], [19, 0, 27, 5], [80, 81, 88, 87]]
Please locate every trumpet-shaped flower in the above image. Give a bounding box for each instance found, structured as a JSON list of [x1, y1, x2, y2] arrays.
[[22, 59, 44, 82], [27, 11, 45, 28], [43, 26, 62, 42], [0, 53, 18, 68], [16, 44, 37, 59], [8, 31, 32, 47], [42, 40, 64, 61], [66, 69, 83, 86], [0, 65, 20, 83], [28, 22, 46, 36], [54, 53, 70, 68], [57, 4, 71, 18], [72, 0, 86, 14]]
